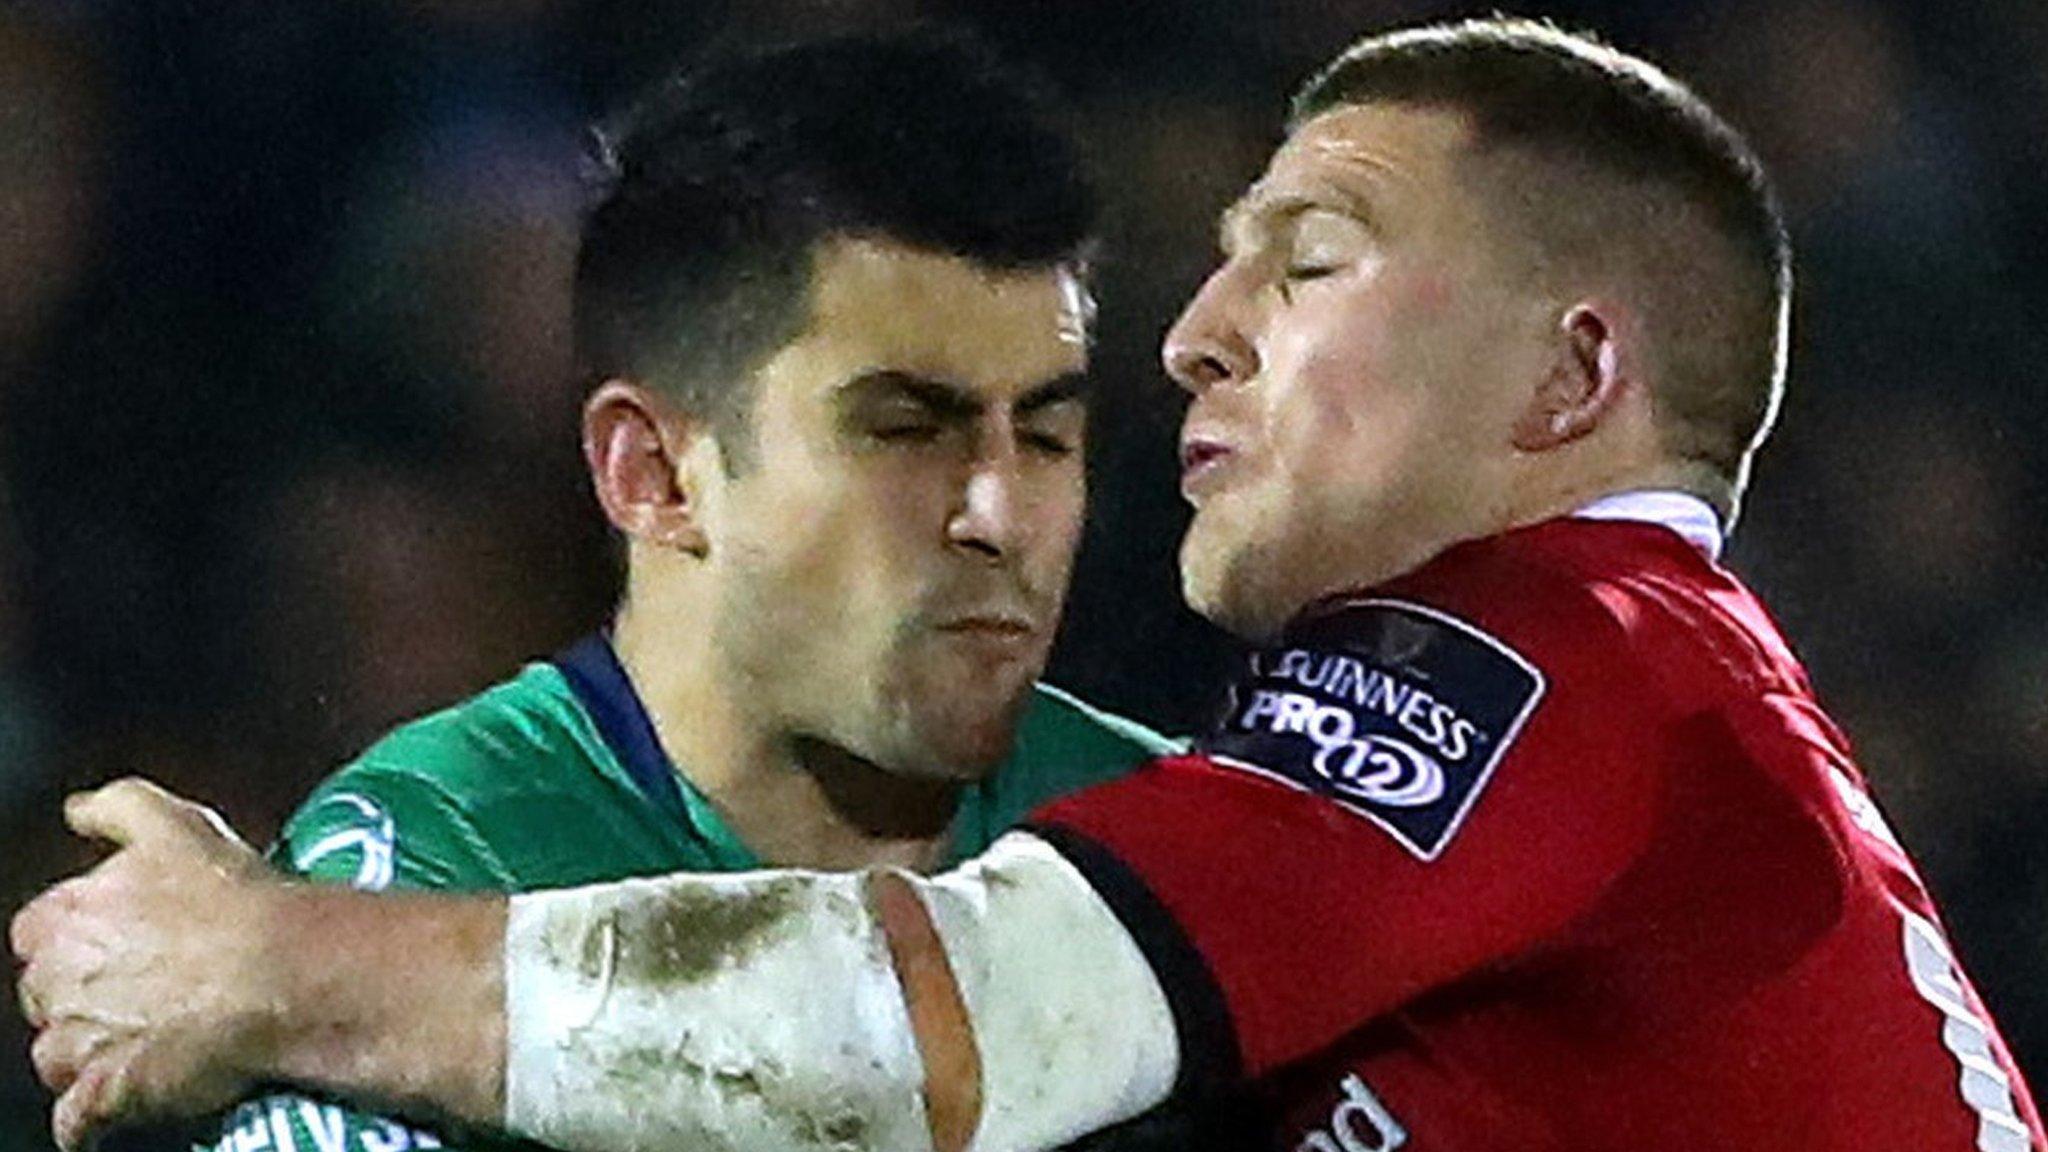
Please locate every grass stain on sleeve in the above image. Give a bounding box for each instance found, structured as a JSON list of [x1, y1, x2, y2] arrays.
[[615, 877, 808, 987]]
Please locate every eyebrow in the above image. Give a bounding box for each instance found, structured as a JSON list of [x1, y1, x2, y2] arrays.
[[836, 370, 1089, 419], [1016, 372, 1088, 416]]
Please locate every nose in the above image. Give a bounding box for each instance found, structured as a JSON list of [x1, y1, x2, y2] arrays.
[[1162, 266, 1258, 395], [946, 437, 1022, 562]]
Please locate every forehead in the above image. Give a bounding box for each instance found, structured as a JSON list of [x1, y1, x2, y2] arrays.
[[781, 236, 1089, 399], [1227, 103, 1476, 230]]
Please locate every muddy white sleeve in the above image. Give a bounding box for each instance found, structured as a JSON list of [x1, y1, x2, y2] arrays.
[[501, 836, 1179, 1152], [504, 869, 930, 1152], [916, 832, 1180, 1152]]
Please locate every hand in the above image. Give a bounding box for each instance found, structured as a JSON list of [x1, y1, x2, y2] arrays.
[[12, 777, 274, 1150]]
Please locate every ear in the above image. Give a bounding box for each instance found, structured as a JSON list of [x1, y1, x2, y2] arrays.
[[582, 380, 712, 556], [1511, 302, 1633, 452]]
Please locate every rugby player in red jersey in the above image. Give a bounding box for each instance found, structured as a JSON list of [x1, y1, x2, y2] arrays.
[[17, 16, 2042, 1152]]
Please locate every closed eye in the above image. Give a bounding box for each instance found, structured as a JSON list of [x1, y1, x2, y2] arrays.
[[1283, 263, 1341, 282], [869, 422, 943, 444], [1023, 429, 1077, 457]]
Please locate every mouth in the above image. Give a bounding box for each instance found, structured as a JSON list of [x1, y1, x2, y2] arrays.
[[1179, 436, 1236, 499], [932, 615, 1045, 665], [935, 613, 1041, 642], [939, 614, 1035, 634]]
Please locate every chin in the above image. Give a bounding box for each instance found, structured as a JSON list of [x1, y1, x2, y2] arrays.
[[1180, 522, 1293, 643], [895, 690, 1028, 781], [899, 724, 1011, 782]]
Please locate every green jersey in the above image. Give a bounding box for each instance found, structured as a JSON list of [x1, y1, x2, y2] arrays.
[[201, 634, 1177, 1152]]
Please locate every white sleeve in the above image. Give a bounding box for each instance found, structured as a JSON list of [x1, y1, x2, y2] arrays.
[[501, 832, 1179, 1152], [917, 832, 1181, 1152]]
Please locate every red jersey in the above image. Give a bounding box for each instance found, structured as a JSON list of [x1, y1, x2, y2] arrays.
[[1030, 517, 2042, 1151]]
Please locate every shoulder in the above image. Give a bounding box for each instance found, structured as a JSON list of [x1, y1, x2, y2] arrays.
[[1305, 525, 1651, 736], [1309, 521, 1843, 856], [961, 686, 1180, 845], [1376, 522, 1643, 656], [1006, 683, 1183, 798], [1416, 519, 1811, 711], [278, 762, 511, 890], [277, 662, 605, 890], [1206, 525, 1689, 861], [1368, 518, 1800, 713], [345, 661, 600, 798], [1019, 683, 1184, 760]]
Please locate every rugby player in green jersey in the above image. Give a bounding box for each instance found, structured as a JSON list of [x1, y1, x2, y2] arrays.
[[148, 30, 1175, 1152]]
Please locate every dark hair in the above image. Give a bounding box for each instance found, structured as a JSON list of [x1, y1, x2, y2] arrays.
[[1293, 16, 1792, 490], [573, 28, 1097, 452]]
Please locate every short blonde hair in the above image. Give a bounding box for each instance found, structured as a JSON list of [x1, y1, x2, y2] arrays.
[[1294, 17, 1792, 496]]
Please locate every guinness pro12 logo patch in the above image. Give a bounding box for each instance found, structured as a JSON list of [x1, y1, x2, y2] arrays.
[[1198, 599, 1545, 860]]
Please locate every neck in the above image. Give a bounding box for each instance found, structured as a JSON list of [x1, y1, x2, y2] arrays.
[[1498, 454, 1729, 536], [612, 578, 958, 873]]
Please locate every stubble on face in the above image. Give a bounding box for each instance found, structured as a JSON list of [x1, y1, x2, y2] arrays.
[[706, 239, 1088, 782]]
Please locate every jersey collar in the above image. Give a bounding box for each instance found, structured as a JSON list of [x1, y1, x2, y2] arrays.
[[1571, 489, 1725, 561], [552, 632, 991, 869], [552, 632, 761, 869]]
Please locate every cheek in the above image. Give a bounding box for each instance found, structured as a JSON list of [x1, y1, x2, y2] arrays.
[[1262, 292, 1396, 441], [1261, 273, 1471, 483], [1261, 358, 1409, 497], [1405, 269, 1458, 314], [728, 466, 926, 605], [1033, 470, 1087, 572]]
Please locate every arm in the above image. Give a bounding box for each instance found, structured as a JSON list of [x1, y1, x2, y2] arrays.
[[254, 883, 511, 1129], [9, 781, 509, 1150], [15, 783, 1176, 1152], [16, 589, 1660, 1152], [194, 778, 535, 1152]]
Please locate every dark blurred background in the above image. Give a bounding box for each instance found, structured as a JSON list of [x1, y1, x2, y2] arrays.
[[0, 0, 2043, 1145]]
